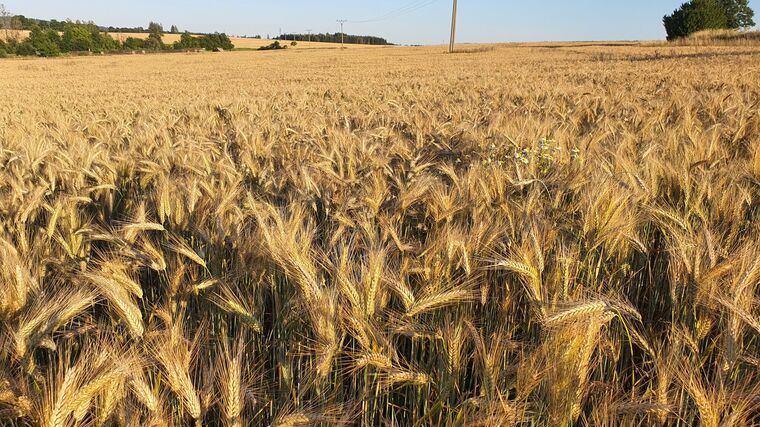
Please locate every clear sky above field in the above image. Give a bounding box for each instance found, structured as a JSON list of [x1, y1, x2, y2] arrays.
[[4, 0, 760, 44]]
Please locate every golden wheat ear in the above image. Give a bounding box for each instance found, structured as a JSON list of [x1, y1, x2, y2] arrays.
[[12, 286, 98, 361], [148, 314, 205, 424], [84, 270, 145, 339], [208, 281, 262, 333], [405, 286, 478, 318], [129, 372, 159, 413], [272, 402, 357, 427], [164, 234, 208, 270], [675, 363, 723, 427], [33, 338, 135, 427], [0, 236, 38, 318], [214, 331, 261, 427]]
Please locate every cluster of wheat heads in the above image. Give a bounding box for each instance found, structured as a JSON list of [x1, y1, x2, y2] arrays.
[[1, 45, 760, 426]]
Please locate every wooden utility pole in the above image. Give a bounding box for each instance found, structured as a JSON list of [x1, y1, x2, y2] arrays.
[[449, 0, 458, 53], [337, 20, 347, 48]]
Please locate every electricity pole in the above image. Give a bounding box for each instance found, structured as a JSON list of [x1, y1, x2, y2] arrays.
[[449, 0, 458, 53], [337, 20, 347, 49], [306, 29, 312, 42]]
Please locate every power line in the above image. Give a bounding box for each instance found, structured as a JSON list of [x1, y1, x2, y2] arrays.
[[352, 0, 440, 23], [348, 0, 442, 24], [333, 0, 449, 49], [348, 1, 425, 23]]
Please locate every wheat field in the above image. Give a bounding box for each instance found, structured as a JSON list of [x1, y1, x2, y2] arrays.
[[106, 34, 365, 50], [1, 43, 760, 426], [0, 30, 373, 50]]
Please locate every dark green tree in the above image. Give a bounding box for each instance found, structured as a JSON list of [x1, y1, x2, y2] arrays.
[[61, 22, 94, 51], [258, 40, 286, 51], [173, 31, 197, 49], [45, 28, 61, 47], [15, 40, 35, 56], [664, 0, 730, 40], [170, 24, 179, 33], [689, 0, 730, 29], [148, 22, 163, 36], [123, 36, 147, 50], [197, 33, 234, 50], [24, 25, 60, 56], [175, 32, 234, 50], [91, 30, 119, 52], [146, 21, 164, 50], [721, 0, 756, 28], [664, 6, 689, 39]]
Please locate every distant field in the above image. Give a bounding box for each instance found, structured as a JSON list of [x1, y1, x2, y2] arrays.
[[110, 33, 376, 50], [1, 43, 760, 426], [1, 29, 382, 49]]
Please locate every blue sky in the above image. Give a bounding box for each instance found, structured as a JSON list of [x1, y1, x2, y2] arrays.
[[3, 1, 759, 45]]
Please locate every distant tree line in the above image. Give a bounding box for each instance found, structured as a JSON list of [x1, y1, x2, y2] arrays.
[[6, 15, 67, 31], [5, 15, 187, 35], [0, 14, 234, 57], [277, 33, 391, 45], [0, 23, 120, 57], [664, 0, 756, 40], [104, 24, 183, 34]]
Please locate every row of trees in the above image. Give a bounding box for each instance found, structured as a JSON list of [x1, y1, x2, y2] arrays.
[[1, 23, 128, 57], [105, 24, 182, 34], [277, 32, 391, 45], [0, 20, 233, 57], [664, 0, 756, 40], [4, 14, 183, 35]]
